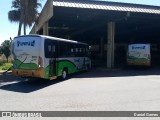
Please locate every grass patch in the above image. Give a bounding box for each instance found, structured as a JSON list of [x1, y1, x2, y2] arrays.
[[0, 63, 12, 70]]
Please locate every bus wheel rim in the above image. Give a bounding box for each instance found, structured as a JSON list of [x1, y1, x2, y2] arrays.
[[62, 70, 67, 79]]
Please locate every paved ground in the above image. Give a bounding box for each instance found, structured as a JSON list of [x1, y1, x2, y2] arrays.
[[0, 70, 5, 74], [0, 68, 160, 119]]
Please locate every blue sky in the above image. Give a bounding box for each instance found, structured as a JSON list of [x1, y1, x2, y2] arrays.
[[0, 0, 47, 44], [0, 0, 160, 44]]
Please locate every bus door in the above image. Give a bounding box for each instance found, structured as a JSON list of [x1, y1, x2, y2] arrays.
[[79, 47, 86, 70], [45, 39, 57, 77], [50, 42, 57, 77], [80, 46, 89, 70]]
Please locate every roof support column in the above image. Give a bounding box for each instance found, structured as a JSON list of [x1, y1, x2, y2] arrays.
[[107, 22, 115, 68], [100, 37, 104, 58], [43, 22, 48, 35]]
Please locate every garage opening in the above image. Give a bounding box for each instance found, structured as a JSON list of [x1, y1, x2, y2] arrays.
[[32, 0, 160, 68]]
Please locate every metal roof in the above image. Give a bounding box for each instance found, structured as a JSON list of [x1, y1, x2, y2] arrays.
[[53, 0, 160, 14]]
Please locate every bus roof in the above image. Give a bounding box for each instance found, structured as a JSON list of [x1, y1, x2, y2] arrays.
[[14, 34, 88, 45]]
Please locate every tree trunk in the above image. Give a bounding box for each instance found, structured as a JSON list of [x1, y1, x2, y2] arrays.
[[24, 23, 26, 35], [7, 57, 8, 63], [18, 22, 22, 36]]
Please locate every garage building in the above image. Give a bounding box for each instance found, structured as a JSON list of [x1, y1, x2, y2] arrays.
[[30, 0, 160, 68]]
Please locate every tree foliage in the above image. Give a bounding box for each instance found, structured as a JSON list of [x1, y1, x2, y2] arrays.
[[8, 0, 41, 36], [0, 47, 2, 55], [1, 40, 11, 62]]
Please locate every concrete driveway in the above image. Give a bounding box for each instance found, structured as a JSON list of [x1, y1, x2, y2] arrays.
[[0, 68, 160, 119]]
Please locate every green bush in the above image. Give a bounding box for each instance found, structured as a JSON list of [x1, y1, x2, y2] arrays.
[[0, 63, 12, 70], [0, 62, 3, 66]]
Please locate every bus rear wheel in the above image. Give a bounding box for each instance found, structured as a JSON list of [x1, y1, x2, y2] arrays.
[[62, 69, 67, 80]]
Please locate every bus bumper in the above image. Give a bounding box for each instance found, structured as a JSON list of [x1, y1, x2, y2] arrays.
[[12, 68, 45, 78]]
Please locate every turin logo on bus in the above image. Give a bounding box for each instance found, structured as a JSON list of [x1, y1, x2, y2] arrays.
[[17, 40, 35, 47]]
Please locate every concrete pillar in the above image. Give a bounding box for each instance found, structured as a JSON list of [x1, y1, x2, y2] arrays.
[[100, 37, 104, 58], [107, 22, 115, 68], [43, 22, 48, 35]]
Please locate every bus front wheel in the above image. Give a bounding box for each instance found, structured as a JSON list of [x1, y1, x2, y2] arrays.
[[62, 69, 67, 80]]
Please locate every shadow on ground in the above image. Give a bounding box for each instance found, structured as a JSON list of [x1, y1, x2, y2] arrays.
[[73, 67, 160, 78], [0, 73, 68, 93], [1, 67, 160, 93]]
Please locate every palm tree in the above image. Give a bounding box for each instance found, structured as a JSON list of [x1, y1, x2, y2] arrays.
[[20, 0, 41, 35], [8, 0, 21, 35], [8, 0, 41, 36]]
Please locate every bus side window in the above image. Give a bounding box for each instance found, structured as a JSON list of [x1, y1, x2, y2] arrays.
[[52, 45, 55, 52], [48, 45, 51, 52], [59, 41, 71, 57], [71, 48, 74, 53], [71, 48, 75, 57], [76, 48, 78, 53], [58, 42, 64, 57], [79, 48, 82, 53], [45, 39, 57, 58]]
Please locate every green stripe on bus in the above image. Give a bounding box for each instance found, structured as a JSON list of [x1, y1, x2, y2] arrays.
[[44, 60, 77, 79], [13, 59, 39, 70]]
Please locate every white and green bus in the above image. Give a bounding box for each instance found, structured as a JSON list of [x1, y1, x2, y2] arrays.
[[11, 35, 91, 80], [127, 44, 151, 66]]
